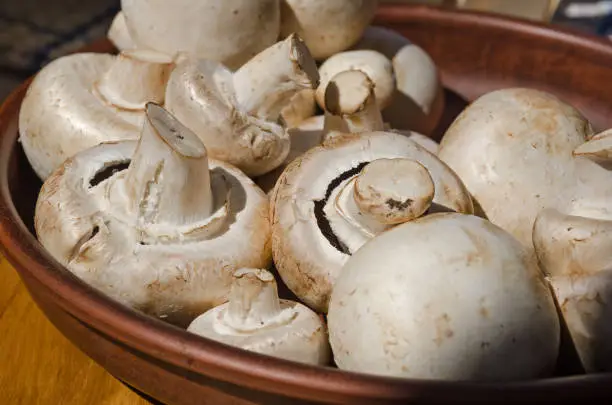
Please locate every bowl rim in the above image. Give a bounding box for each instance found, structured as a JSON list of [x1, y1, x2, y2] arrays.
[[2, 4, 612, 402]]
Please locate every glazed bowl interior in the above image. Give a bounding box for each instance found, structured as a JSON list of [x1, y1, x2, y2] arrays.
[[2, 4, 612, 404]]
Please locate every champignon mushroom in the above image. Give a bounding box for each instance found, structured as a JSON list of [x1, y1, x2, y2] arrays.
[[315, 50, 396, 111], [437, 88, 596, 248], [531, 129, 612, 372], [328, 213, 560, 381], [271, 132, 473, 312], [280, 89, 317, 128], [280, 0, 379, 60], [19, 50, 174, 180], [353, 26, 445, 135], [165, 34, 319, 177], [120, 0, 280, 70], [188, 268, 330, 365], [256, 70, 437, 193], [108, 12, 134, 51], [34, 103, 271, 326]]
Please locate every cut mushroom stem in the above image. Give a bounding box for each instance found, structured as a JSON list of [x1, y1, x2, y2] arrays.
[[332, 158, 435, 240], [324, 70, 384, 136], [223, 268, 294, 332], [95, 50, 174, 110], [233, 33, 320, 121], [124, 103, 214, 228]]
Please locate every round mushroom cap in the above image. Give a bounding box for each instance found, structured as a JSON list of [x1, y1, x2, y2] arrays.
[[19, 53, 143, 180], [121, 0, 281, 69], [271, 131, 473, 312], [328, 213, 560, 381], [316, 50, 396, 111], [280, 0, 379, 60], [438, 88, 593, 247], [35, 140, 271, 326]]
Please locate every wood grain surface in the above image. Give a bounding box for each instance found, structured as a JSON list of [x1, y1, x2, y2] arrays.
[[0, 255, 148, 405]]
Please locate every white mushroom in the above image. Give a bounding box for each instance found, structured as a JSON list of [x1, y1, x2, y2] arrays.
[[315, 50, 396, 111], [271, 132, 473, 312], [19, 50, 174, 180], [188, 268, 330, 365], [437, 88, 597, 248], [280, 89, 317, 128], [328, 213, 560, 381], [437, 88, 612, 372], [353, 26, 445, 135], [256, 70, 437, 193], [280, 0, 379, 60], [108, 12, 135, 51], [120, 0, 280, 70], [531, 129, 612, 372], [165, 34, 319, 177], [34, 104, 271, 326]]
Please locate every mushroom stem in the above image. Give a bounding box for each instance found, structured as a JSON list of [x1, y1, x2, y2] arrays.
[[95, 50, 174, 110], [125, 103, 214, 228], [334, 158, 435, 238], [233, 33, 320, 121], [224, 269, 285, 331], [323, 70, 384, 139]]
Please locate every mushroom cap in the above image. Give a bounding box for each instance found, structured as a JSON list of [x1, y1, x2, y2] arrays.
[[188, 268, 329, 366], [121, 0, 280, 69], [353, 26, 445, 135], [316, 50, 396, 111], [108, 11, 134, 51], [165, 58, 290, 177], [328, 213, 560, 381], [19, 53, 143, 180], [437, 88, 594, 247], [34, 140, 271, 325], [271, 131, 473, 312], [280, 0, 379, 60]]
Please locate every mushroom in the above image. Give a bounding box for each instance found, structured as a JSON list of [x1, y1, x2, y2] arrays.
[[437, 88, 597, 248], [437, 88, 612, 371], [165, 34, 320, 177], [108, 12, 135, 51], [256, 70, 437, 193], [188, 268, 330, 365], [280, 0, 379, 60], [271, 132, 473, 312], [120, 0, 280, 70], [315, 50, 396, 111], [280, 89, 317, 128], [19, 49, 174, 180], [328, 213, 560, 380], [34, 103, 271, 326], [353, 26, 445, 135], [531, 129, 612, 372]]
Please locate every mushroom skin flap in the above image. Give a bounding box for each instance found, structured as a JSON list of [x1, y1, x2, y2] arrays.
[[271, 131, 473, 312], [35, 104, 271, 326]]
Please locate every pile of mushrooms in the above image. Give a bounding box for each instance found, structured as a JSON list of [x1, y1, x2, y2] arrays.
[[24, 0, 612, 379]]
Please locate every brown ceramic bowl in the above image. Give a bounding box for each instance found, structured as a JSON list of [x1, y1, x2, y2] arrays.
[[2, 4, 612, 404]]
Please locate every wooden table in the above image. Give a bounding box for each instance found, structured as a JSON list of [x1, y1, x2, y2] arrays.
[[0, 255, 148, 404]]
